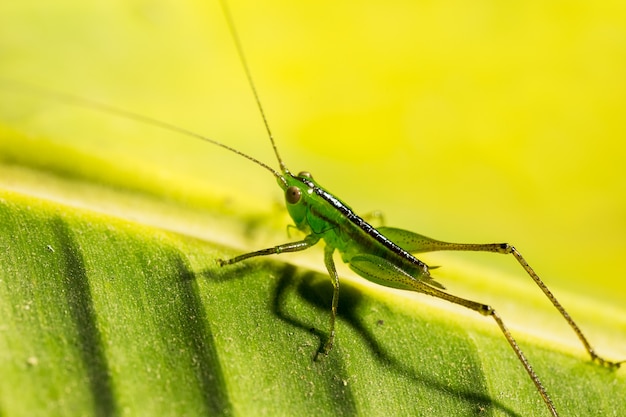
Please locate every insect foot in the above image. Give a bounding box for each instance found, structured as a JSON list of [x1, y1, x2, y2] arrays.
[[591, 355, 625, 369]]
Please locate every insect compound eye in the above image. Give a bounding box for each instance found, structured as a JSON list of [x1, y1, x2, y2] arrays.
[[298, 171, 312, 179], [286, 186, 302, 204]]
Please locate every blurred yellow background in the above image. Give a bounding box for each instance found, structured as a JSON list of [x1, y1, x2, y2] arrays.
[[1, 0, 625, 323]]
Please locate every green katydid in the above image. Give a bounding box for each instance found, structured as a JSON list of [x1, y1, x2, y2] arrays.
[[3, 2, 622, 416], [213, 3, 623, 416]]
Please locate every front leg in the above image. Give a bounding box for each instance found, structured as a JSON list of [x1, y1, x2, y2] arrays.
[[218, 235, 320, 266]]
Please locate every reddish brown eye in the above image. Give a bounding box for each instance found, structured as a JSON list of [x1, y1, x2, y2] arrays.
[[298, 171, 312, 179], [286, 186, 301, 204]]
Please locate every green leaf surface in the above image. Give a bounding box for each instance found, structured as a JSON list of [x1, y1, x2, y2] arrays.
[[1, 189, 624, 417], [1, 1, 625, 416]]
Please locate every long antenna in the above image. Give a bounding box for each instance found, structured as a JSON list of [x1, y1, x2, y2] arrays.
[[0, 78, 288, 188], [218, 0, 288, 173]]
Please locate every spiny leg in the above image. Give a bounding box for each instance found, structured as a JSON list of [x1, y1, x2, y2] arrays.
[[316, 245, 340, 359], [448, 242, 623, 368], [219, 237, 340, 359], [218, 235, 320, 266], [415, 282, 559, 417], [385, 228, 624, 368], [501, 244, 623, 368]]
